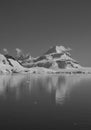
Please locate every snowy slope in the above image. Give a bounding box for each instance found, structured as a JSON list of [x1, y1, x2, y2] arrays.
[[8, 59, 28, 72], [0, 54, 13, 74], [0, 54, 29, 74]]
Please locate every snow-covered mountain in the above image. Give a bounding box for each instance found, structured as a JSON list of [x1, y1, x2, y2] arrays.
[[0, 54, 29, 74], [22, 45, 81, 70], [0, 45, 89, 74]]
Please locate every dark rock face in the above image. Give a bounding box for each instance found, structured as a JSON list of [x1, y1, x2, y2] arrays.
[[4, 54, 16, 60], [56, 61, 66, 68], [34, 62, 52, 68], [51, 53, 63, 58], [44, 46, 56, 55], [33, 56, 47, 62]]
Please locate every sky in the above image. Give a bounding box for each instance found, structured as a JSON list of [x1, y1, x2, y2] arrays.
[[0, 1, 91, 66]]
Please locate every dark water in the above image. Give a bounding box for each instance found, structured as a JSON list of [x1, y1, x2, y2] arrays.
[[0, 74, 91, 129]]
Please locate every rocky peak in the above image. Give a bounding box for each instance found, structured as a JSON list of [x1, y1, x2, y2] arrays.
[[44, 45, 71, 55]]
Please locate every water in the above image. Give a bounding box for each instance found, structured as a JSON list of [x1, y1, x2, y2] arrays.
[[0, 74, 91, 129]]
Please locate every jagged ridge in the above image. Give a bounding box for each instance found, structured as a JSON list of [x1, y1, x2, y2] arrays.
[[22, 45, 81, 69]]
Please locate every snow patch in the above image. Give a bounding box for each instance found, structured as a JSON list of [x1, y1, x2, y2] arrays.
[[56, 46, 71, 53]]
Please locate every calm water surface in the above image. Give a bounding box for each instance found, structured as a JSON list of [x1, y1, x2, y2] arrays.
[[0, 74, 91, 129]]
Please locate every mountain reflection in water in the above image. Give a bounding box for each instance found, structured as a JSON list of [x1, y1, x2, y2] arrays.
[[0, 74, 91, 104]]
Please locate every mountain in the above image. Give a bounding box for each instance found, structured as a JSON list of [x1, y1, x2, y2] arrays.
[[0, 45, 90, 74], [0, 54, 29, 74], [22, 45, 81, 70], [44, 45, 71, 55], [0, 53, 56, 74], [0, 54, 13, 74]]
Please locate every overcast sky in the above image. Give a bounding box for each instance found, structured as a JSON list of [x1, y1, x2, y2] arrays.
[[0, 1, 91, 66]]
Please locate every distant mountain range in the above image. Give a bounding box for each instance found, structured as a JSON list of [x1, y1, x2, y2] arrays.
[[0, 45, 90, 74]]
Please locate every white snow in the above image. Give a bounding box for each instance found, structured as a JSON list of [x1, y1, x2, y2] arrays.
[[0, 64, 12, 74], [0, 54, 9, 65], [8, 59, 25, 72], [56, 46, 71, 53], [60, 53, 74, 61], [0, 54, 13, 74]]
